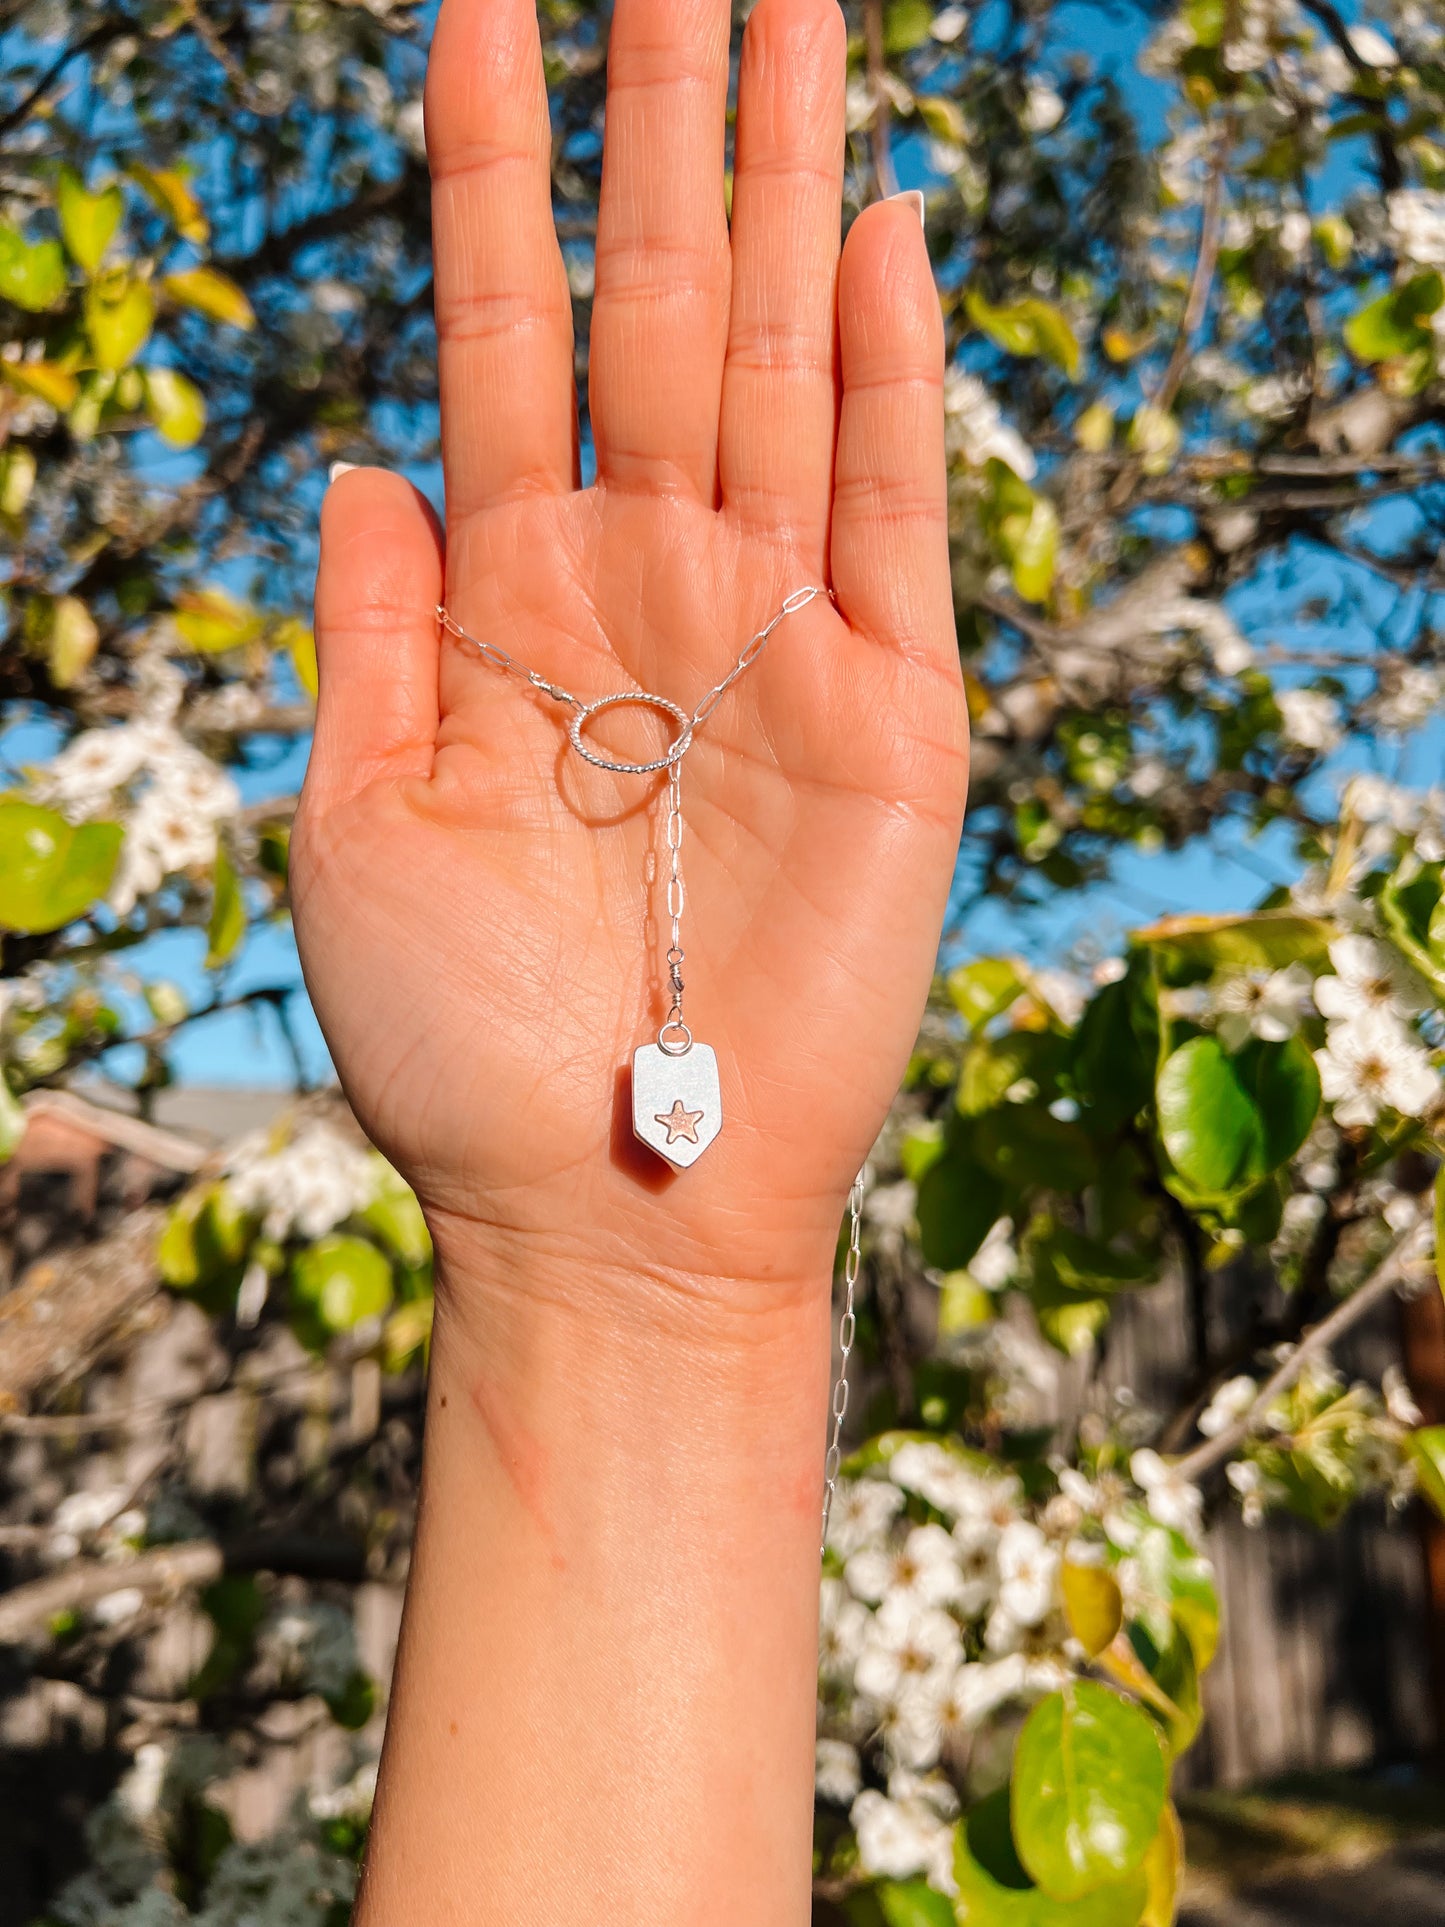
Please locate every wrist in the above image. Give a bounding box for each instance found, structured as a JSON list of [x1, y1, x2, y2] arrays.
[[424, 1224, 837, 1517]]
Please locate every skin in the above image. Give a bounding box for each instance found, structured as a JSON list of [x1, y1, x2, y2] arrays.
[[290, 0, 967, 1919]]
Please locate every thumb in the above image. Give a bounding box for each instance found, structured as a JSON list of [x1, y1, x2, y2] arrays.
[[306, 464, 445, 811]]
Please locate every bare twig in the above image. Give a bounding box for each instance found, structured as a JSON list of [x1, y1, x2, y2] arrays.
[[1173, 1227, 1432, 1485], [1153, 123, 1230, 417], [862, 0, 896, 198], [0, 1533, 373, 1643]]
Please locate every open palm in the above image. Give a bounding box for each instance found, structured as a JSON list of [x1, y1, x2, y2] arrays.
[[291, 0, 967, 1301]]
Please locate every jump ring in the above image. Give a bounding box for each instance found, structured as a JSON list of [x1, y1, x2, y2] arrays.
[[657, 1019, 693, 1056], [568, 692, 693, 776]]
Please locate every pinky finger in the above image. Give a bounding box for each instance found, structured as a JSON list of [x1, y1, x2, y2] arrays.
[[829, 195, 954, 673]]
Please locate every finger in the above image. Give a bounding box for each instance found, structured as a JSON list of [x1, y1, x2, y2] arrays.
[[425, 0, 577, 518], [830, 195, 954, 671], [307, 468, 444, 811], [589, 0, 732, 500], [720, 0, 845, 558]]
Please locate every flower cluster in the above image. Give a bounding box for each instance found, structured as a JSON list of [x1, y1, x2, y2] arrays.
[[223, 1119, 380, 1244], [816, 1438, 1204, 1894], [37, 695, 240, 918]]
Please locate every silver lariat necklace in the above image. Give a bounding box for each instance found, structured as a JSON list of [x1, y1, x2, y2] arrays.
[[435, 586, 863, 1552]]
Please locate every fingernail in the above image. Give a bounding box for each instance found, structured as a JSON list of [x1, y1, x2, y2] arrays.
[[886, 188, 926, 229], [327, 460, 358, 485]]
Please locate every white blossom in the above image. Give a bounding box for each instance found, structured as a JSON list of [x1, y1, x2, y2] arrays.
[[826, 1476, 904, 1559], [1314, 934, 1429, 1024], [819, 1575, 870, 1682], [853, 1594, 963, 1704], [1206, 964, 1311, 1050], [814, 1738, 862, 1806], [118, 1742, 169, 1822], [944, 370, 1036, 478], [995, 1520, 1060, 1628], [1347, 21, 1399, 64], [1199, 1374, 1257, 1438], [225, 1121, 379, 1241], [43, 726, 149, 811], [91, 1587, 146, 1627], [967, 1218, 1017, 1291], [1276, 687, 1341, 753], [1382, 1364, 1423, 1428], [851, 1788, 954, 1886], [1388, 187, 1445, 267], [1315, 1011, 1438, 1126], [951, 1514, 1001, 1616], [1130, 1448, 1204, 1538]]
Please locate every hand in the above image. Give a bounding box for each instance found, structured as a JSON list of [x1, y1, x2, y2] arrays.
[[292, 0, 967, 1315]]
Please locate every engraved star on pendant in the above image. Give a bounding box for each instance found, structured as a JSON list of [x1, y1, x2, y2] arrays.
[[632, 1040, 722, 1170], [655, 1099, 704, 1144]]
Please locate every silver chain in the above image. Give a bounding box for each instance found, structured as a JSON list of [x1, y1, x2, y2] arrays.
[[821, 1168, 865, 1557], [437, 584, 860, 1556]]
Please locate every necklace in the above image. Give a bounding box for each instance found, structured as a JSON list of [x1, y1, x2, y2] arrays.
[[435, 586, 863, 1551]]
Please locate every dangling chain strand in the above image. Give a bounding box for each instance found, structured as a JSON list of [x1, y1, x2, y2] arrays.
[[821, 1169, 865, 1556], [660, 758, 689, 1051], [438, 583, 859, 1556]]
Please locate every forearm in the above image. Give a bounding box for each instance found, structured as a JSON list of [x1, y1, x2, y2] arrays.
[[354, 1241, 833, 1926]]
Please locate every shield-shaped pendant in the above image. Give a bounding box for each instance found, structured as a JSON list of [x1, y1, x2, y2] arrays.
[[632, 1040, 722, 1170]]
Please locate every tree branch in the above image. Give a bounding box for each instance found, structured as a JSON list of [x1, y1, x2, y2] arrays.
[[1173, 1226, 1432, 1485]]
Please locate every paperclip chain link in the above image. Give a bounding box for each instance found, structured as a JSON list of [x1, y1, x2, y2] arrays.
[[821, 1168, 866, 1557]]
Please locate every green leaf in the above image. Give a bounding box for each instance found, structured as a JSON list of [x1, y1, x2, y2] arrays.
[[206, 843, 245, 966], [360, 1166, 432, 1268], [1238, 1036, 1320, 1170], [0, 798, 121, 933], [916, 1151, 1004, 1270], [84, 272, 155, 369], [1140, 1804, 1183, 1927], [1136, 910, 1332, 981], [1048, 1226, 1155, 1293], [974, 1107, 1096, 1192], [291, 1233, 394, 1334], [1156, 1036, 1263, 1197], [143, 365, 206, 447], [1, 358, 78, 409], [983, 460, 1059, 604], [1380, 863, 1445, 999], [1407, 1426, 1445, 1521], [1074, 400, 1114, 451], [883, 0, 934, 53], [172, 588, 267, 654], [129, 163, 210, 243], [163, 265, 256, 329], [954, 1791, 1149, 1925], [0, 1079, 26, 1162], [1127, 405, 1181, 476], [947, 957, 1025, 1031], [42, 601, 101, 701], [876, 1880, 954, 1927], [1344, 272, 1444, 362], [966, 289, 1081, 377], [1011, 1682, 1167, 1900], [1130, 1520, 1220, 1673], [324, 1667, 377, 1731], [57, 168, 123, 272], [0, 443, 36, 518], [158, 1182, 253, 1293], [274, 616, 318, 697], [0, 224, 66, 311], [1062, 1560, 1123, 1658]]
